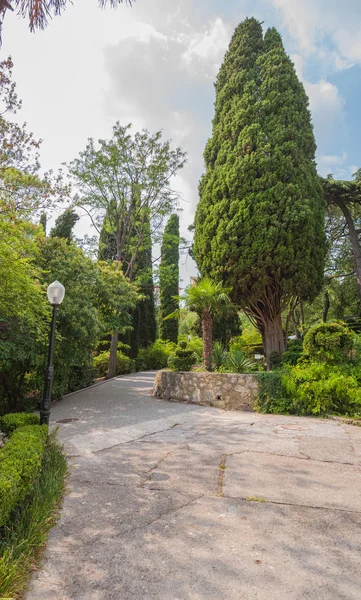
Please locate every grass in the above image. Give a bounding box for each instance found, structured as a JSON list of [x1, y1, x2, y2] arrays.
[[246, 496, 268, 503], [0, 431, 68, 599]]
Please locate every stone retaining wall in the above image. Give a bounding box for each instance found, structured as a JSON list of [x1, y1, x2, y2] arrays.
[[153, 371, 259, 412]]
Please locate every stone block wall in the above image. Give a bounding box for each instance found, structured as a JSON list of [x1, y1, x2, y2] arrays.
[[153, 371, 259, 412]]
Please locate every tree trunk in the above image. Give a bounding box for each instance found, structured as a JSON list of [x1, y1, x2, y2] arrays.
[[322, 290, 330, 323], [262, 313, 285, 370], [336, 198, 361, 306], [202, 310, 213, 371], [108, 332, 118, 379]]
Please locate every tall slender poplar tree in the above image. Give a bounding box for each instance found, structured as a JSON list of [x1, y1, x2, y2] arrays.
[[194, 19, 326, 367], [159, 214, 180, 342]]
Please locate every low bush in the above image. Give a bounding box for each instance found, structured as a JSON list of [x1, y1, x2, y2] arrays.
[[0, 424, 48, 527], [168, 341, 198, 372], [93, 350, 135, 378], [281, 340, 303, 366], [178, 335, 203, 361], [0, 413, 40, 437], [227, 350, 256, 373], [0, 431, 67, 599], [136, 340, 176, 371], [67, 365, 96, 393], [255, 372, 294, 414], [212, 342, 227, 370], [303, 321, 355, 364], [283, 362, 361, 416]]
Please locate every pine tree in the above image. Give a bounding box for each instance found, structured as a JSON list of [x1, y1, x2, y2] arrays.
[[194, 19, 326, 367], [50, 208, 79, 242], [159, 214, 180, 342]]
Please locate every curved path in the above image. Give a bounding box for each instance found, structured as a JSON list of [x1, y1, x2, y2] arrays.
[[26, 372, 361, 599]]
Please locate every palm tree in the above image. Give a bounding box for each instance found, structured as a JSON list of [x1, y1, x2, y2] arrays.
[[182, 278, 234, 371], [0, 0, 133, 42]]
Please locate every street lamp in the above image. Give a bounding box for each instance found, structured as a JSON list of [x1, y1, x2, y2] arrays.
[[40, 281, 65, 426]]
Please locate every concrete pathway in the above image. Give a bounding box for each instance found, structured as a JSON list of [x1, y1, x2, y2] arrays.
[[26, 372, 361, 600]]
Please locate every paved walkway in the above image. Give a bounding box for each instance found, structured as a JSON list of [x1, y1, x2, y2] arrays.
[[26, 372, 361, 600]]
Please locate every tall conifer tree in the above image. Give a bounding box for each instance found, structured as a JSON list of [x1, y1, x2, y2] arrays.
[[194, 19, 326, 367], [159, 214, 180, 342]]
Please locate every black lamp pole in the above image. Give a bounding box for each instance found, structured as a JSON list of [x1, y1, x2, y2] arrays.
[[40, 304, 58, 426]]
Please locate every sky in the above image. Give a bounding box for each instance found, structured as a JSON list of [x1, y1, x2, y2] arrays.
[[3, 0, 361, 286]]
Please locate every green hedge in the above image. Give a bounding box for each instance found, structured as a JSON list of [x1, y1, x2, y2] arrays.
[[0, 413, 40, 437], [0, 424, 48, 526]]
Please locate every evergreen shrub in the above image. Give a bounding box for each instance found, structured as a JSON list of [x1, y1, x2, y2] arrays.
[[136, 340, 176, 371], [0, 413, 40, 436], [0, 425, 48, 526], [303, 321, 354, 364], [168, 343, 198, 372], [93, 351, 135, 378]]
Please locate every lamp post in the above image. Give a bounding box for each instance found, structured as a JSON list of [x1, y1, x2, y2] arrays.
[[40, 280, 65, 426]]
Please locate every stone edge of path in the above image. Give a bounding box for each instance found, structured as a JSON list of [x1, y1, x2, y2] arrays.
[[51, 373, 128, 404]]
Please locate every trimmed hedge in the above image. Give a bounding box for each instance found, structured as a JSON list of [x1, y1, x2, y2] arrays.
[[0, 413, 40, 437], [0, 424, 48, 526]]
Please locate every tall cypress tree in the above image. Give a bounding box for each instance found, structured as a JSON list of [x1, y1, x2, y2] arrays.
[[159, 214, 180, 342], [130, 217, 157, 355], [194, 19, 326, 367], [50, 208, 79, 242]]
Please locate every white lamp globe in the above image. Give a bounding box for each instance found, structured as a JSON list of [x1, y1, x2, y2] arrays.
[[47, 281, 65, 306]]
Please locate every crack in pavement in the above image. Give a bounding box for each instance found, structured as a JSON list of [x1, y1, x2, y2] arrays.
[[221, 495, 361, 514], [139, 451, 173, 488], [93, 423, 181, 454]]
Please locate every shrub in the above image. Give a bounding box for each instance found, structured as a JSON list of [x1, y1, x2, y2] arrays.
[[93, 351, 135, 378], [255, 371, 294, 414], [227, 350, 256, 373], [303, 321, 354, 364], [178, 335, 203, 361], [0, 431, 67, 599], [283, 362, 361, 416], [0, 413, 40, 437], [282, 340, 303, 366], [136, 340, 177, 371], [67, 365, 96, 393], [212, 342, 227, 370], [0, 425, 48, 526], [168, 344, 198, 372]]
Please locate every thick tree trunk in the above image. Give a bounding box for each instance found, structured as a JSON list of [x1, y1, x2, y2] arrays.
[[108, 332, 118, 379], [202, 310, 213, 371], [336, 199, 361, 307], [262, 313, 285, 370]]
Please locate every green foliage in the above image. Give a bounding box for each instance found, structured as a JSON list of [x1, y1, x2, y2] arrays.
[[0, 431, 67, 600], [212, 342, 227, 370], [136, 339, 176, 371], [0, 413, 40, 436], [283, 363, 361, 416], [178, 311, 201, 337], [255, 372, 293, 414], [178, 335, 203, 361], [50, 208, 79, 241], [281, 340, 303, 366], [159, 214, 180, 343], [0, 424, 48, 527], [194, 19, 326, 358], [93, 350, 135, 378], [226, 350, 256, 374], [168, 346, 198, 372], [303, 321, 354, 364]]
